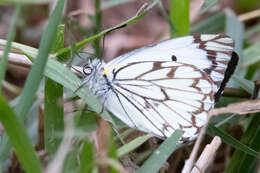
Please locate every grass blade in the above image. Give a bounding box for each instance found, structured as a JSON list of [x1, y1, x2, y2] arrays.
[[44, 79, 64, 155], [0, 5, 21, 92], [207, 124, 259, 158], [200, 0, 218, 14], [244, 23, 260, 39], [225, 9, 244, 69], [0, 94, 42, 173], [44, 24, 65, 156], [0, 0, 65, 164], [190, 11, 225, 33], [225, 114, 260, 172], [136, 130, 183, 173], [117, 135, 151, 157], [79, 140, 95, 173], [170, 0, 189, 37], [93, 0, 102, 57], [15, 0, 65, 119], [242, 42, 260, 67], [232, 75, 254, 94], [62, 142, 80, 173], [108, 131, 120, 173]]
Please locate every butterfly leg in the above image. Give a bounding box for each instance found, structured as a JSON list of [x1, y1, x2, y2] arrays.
[[97, 90, 110, 115]]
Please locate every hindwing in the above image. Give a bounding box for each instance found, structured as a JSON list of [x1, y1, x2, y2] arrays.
[[104, 61, 215, 139]]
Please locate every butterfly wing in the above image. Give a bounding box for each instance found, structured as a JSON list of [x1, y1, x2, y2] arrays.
[[106, 34, 238, 101], [96, 34, 238, 140], [103, 61, 215, 139]]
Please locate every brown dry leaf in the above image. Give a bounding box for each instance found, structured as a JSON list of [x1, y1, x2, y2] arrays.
[[96, 118, 111, 173], [36, 105, 45, 151], [209, 99, 260, 116]]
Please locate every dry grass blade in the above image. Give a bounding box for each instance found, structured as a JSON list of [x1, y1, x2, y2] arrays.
[[191, 136, 222, 173], [96, 118, 111, 172], [209, 99, 260, 116], [136, 3, 149, 16], [238, 8, 260, 21], [182, 118, 209, 173], [0, 51, 32, 67]]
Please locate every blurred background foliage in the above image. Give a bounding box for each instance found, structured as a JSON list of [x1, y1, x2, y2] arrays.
[[0, 0, 260, 172]]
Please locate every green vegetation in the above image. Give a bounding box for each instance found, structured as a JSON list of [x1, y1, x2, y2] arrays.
[[0, 0, 259, 172]]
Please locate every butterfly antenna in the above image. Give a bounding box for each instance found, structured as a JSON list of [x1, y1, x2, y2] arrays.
[[101, 33, 106, 58], [101, 23, 128, 59]]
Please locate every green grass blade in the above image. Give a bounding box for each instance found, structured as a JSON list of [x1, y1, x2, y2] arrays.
[[74, 112, 98, 134], [190, 11, 225, 33], [225, 10, 245, 85], [225, 114, 260, 173], [244, 24, 260, 39], [108, 130, 120, 173], [200, 0, 218, 14], [0, 5, 21, 93], [44, 79, 64, 155], [0, 39, 38, 57], [170, 0, 189, 37], [79, 140, 95, 173], [136, 130, 183, 173], [0, 0, 65, 164], [15, 0, 65, 119], [0, 5, 22, 165], [225, 10, 244, 64], [62, 142, 80, 173], [44, 24, 65, 156], [232, 75, 254, 94], [93, 0, 102, 57], [117, 135, 151, 157], [0, 95, 42, 173], [207, 124, 259, 158], [242, 42, 260, 67]]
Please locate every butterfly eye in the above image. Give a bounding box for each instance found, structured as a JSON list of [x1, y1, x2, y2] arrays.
[[83, 65, 93, 75]]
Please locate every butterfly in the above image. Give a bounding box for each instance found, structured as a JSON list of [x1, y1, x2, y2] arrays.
[[79, 34, 238, 141]]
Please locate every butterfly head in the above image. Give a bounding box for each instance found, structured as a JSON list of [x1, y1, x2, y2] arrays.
[[80, 58, 104, 87], [82, 58, 100, 75]]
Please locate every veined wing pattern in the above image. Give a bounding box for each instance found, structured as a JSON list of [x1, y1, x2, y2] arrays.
[[104, 61, 214, 140], [84, 34, 238, 141]]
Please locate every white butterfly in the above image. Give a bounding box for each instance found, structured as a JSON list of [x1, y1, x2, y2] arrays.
[[80, 34, 238, 141]]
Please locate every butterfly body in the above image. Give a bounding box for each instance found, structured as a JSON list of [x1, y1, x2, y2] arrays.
[[81, 34, 238, 141]]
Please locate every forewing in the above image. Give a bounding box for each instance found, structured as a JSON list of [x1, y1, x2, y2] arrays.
[[106, 34, 238, 101], [104, 61, 215, 140]]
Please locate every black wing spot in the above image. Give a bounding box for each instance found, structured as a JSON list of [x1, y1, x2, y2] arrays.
[[171, 55, 177, 61]]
